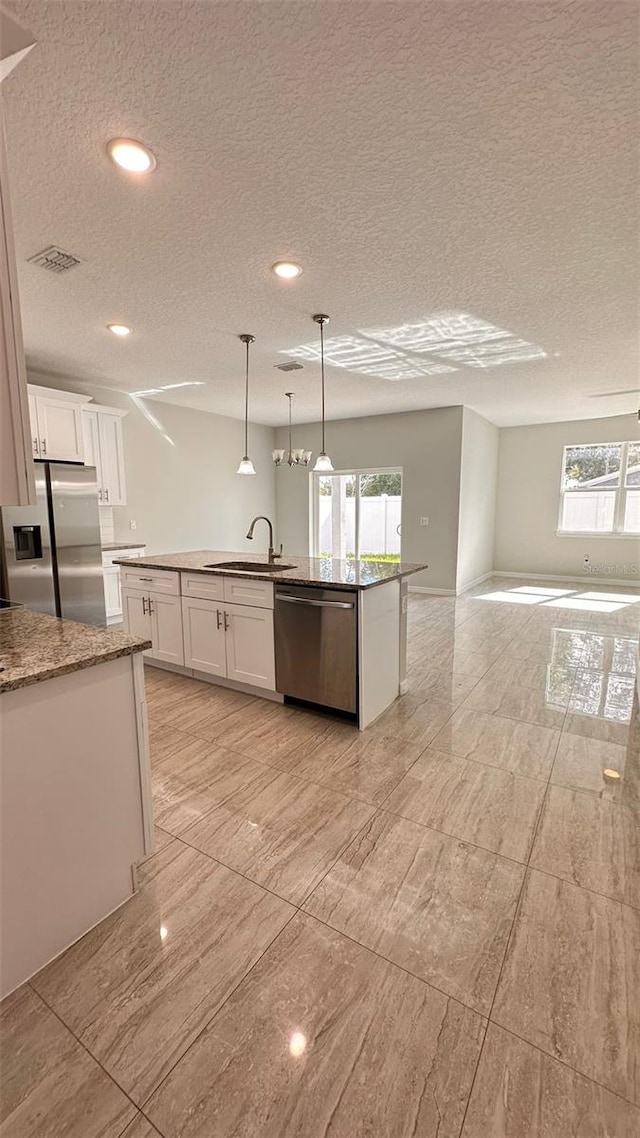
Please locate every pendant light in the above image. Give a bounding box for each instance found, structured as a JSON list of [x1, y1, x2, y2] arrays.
[[236, 333, 256, 475], [272, 392, 312, 467], [312, 313, 333, 472]]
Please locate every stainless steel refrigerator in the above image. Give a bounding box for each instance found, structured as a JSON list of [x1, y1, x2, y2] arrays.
[[1, 462, 106, 626]]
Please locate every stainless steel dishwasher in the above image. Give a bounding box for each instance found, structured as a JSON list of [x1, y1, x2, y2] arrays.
[[275, 584, 358, 713]]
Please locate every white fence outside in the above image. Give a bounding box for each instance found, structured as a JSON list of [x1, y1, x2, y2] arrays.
[[561, 490, 640, 534], [319, 495, 402, 556]]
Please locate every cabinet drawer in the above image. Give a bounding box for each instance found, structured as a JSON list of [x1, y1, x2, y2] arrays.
[[120, 567, 180, 595], [223, 576, 274, 609], [181, 573, 225, 602], [102, 547, 145, 569]]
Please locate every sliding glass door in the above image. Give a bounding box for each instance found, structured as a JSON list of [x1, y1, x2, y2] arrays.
[[312, 469, 402, 562]]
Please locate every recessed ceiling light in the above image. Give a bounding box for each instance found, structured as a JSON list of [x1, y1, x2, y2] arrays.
[[107, 323, 133, 337], [107, 138, 156, 173], [272, 261, 302, 280]]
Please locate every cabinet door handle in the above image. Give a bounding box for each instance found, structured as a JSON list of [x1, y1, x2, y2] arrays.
[[33, 437, 39, 455], [41, 438, 47, 454], [216, 609, 222, 629], [104, 488, 110, 501], [98, 489, 103, 501], [142, 596, 147, 614], [223, 611, 230, 631], [148, 597, 154, 615]]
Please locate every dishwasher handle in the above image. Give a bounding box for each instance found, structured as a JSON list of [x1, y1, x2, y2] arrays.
[[277, 594, 354, 610]]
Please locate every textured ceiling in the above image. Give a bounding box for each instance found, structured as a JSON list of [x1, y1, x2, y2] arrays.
[[2, 0, 638, 427]]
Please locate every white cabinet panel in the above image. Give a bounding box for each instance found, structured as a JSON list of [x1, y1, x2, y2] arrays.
[[149, 593, 184, 665], [103, 568, 122, 623], [122, 589, 151, 641], [28, 391, 39, 458], [102, 547, 145, 569], [223, 577, 273, 610], [81, 405, 127, 504], [35, 395, 85, 462], [98, 411, 126, 505], [181, 573, 225, 602], [82, 408, 99, 470], [123, 579, 276, 691], [182, 596, 226, 676], [121, 567, 179, 595], [225, 603, 275, 690], [0, 125, 35, 506]]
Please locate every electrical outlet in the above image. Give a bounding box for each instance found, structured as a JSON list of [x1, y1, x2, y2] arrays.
[[129, 519, 137, 530], [419, 516, 429, 526]]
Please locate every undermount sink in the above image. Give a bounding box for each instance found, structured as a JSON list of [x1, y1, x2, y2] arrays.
[[205, 561, 297, 573]]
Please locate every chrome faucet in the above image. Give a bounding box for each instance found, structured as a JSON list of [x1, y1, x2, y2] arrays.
[[246, 516, 283, 563]]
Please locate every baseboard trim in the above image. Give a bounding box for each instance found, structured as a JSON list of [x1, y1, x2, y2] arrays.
[[408, 585, 456, 596], [492, 570, 640, 589], [456, 572, 493, 595]]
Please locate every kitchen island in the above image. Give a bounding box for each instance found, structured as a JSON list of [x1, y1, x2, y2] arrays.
[[115, 550, 427, 729], [0, 609, 152, 997]]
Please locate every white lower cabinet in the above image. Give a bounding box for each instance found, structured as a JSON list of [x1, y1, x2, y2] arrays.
[[103, 567, 122, 623], [225, 603, 275, 689], [122, 590, 150, 641], [151, 593, 185, 665], [121, 587, 184, 666], [123, 571, 276, 691], [182, 594, 275, 690], [182, 596, 226, 676], [102, 547, 145, 625]]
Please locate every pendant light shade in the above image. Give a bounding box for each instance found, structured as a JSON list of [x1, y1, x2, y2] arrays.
[[312, 313, 333, 473], [236, 333, 256, 475]]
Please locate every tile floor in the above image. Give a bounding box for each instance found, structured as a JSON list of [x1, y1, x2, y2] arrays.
[[2, 576, 639, 1137]]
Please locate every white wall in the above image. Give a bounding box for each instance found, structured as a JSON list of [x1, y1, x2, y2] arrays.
[[274, 407, 464, 591], [457, 407, 499, 592], [27, 373, 277, 555], [495, 413, 640, 583]]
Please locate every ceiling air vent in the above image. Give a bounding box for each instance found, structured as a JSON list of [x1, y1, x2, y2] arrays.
[[275, 360, 303, 372], [27, 245, 84, 274]]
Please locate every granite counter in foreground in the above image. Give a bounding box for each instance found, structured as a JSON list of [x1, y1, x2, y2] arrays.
[[112, 550, 428, 590], [0, 608, 151, 693]]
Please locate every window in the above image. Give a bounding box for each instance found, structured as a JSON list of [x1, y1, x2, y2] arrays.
[[559, 441, 640, 535], [312, 469, 402, 562]]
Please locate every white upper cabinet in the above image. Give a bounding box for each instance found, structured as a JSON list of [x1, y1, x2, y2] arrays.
[[27, 385, 90, 463], [82, 404, 127, 505], [27, 390, 38, 458]]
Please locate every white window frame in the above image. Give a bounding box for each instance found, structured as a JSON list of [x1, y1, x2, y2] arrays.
[[310, 467, 403, 559], [557, 440, 639, 537]]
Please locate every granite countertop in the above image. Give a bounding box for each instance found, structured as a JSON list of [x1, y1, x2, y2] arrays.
[[0, 609, 151, 694], [102, 542, 146, 551], [113, 550, 428, 590]]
